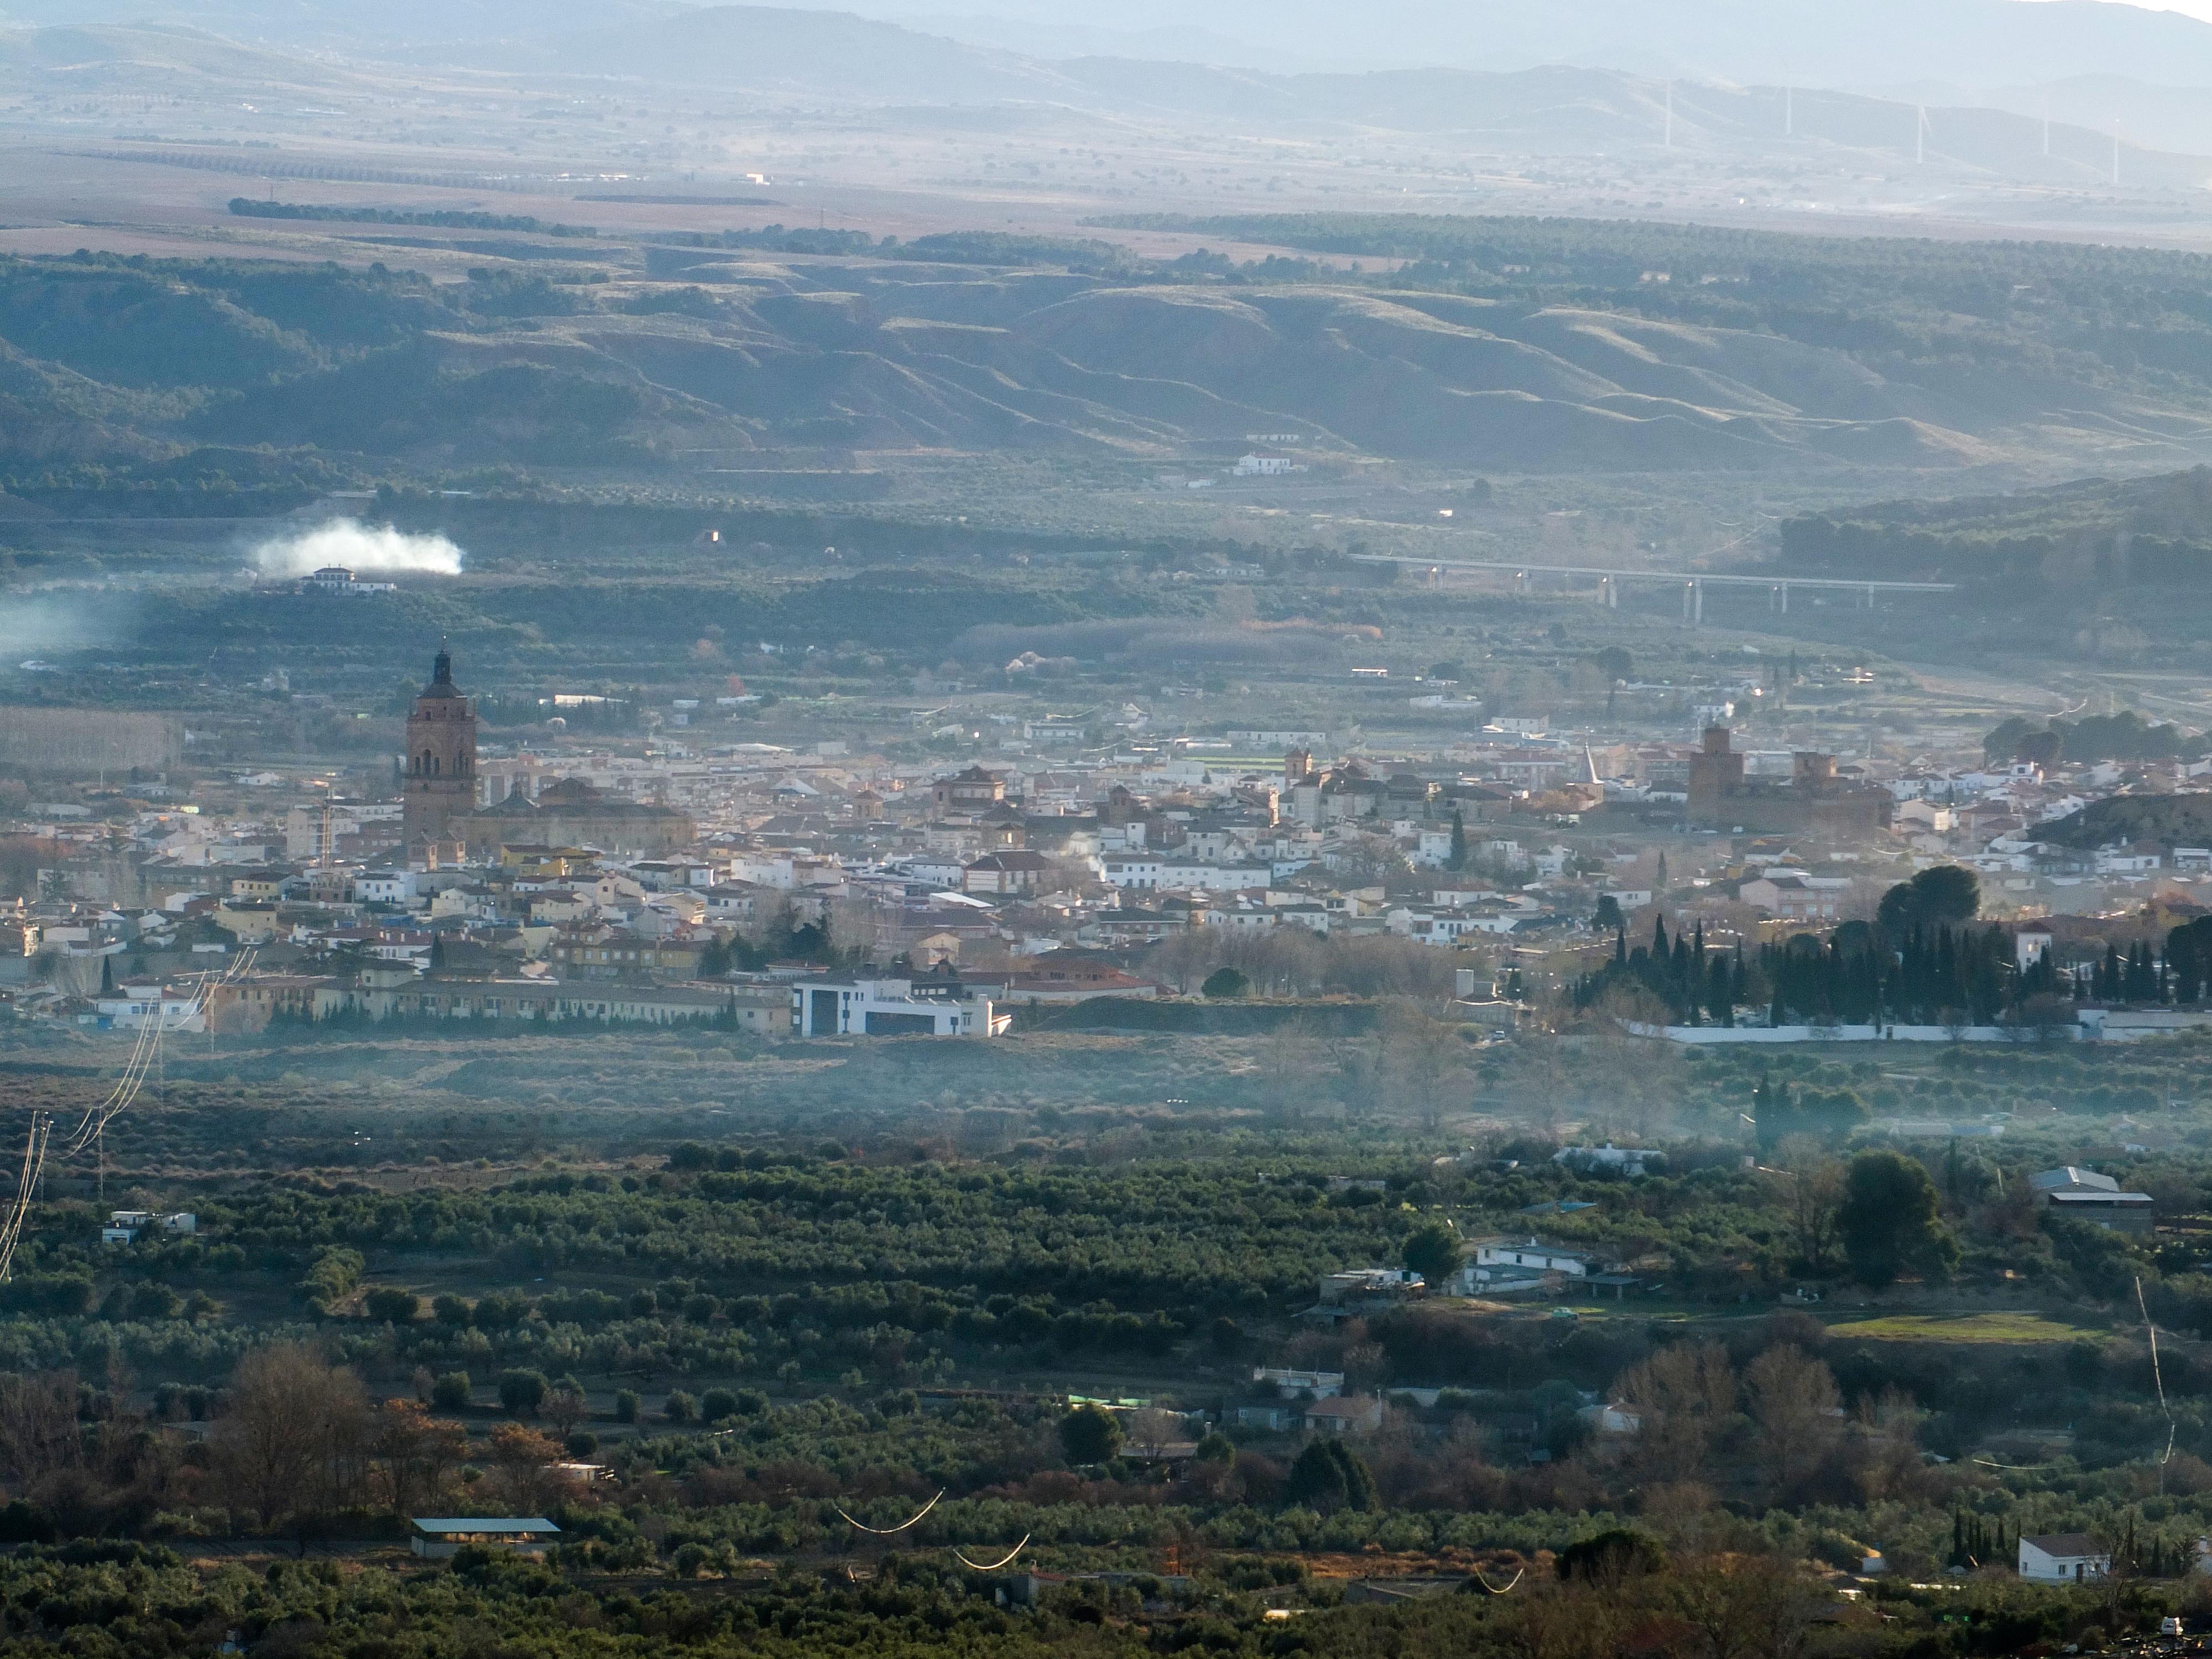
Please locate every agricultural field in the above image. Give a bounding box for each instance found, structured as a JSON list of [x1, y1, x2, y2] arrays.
[[2, 1017, 2212, 1652]]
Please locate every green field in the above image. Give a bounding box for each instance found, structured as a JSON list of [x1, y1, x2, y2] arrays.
[[1823, 1310, 2104, 1344]]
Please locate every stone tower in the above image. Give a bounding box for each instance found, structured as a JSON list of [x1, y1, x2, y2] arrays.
[[403, 644, 476, 857]]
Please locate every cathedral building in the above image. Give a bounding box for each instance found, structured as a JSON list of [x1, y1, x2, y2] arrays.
[[403, 645, 477, 860]]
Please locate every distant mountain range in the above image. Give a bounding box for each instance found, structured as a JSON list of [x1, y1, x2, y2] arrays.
[[14, 0, 2212, 98], [6, 11, 2205, 189], [750, 0, 2212, 89]]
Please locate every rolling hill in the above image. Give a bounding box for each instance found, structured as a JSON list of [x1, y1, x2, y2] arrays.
[[1778, 467, 2212, 587], [0, 22, 362, 95], [0, 238, 2189, 481]]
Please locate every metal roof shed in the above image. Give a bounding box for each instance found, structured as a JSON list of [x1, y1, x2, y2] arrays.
[[410, 1517, 560, 1558]]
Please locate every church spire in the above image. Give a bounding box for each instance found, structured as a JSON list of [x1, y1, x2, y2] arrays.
[[432, 638, 453, 687]]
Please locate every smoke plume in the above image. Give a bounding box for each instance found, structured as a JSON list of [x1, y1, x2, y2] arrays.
[[252, 519, 466, 578]]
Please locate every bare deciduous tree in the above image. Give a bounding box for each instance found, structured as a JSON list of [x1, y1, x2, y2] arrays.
[[1614, 1342, 1738, 1484], [1772, 1137, 1845, 1275], [1506, 1579, 1636, 1659], [1120, 1407, 1185, 1459], [1743, 1345, 1841, 1501], [1850, 1385, 1926, 1503], [0, 1371, 81, 1488], [211, 1343, 370, 1534], [1665, 1554, 1829, 1659], [545, 1386, 588, 1442], [482, 1422, 564, 1513], [369, 1399, 468, 1520], [1378, 1004, 1470, 1128]]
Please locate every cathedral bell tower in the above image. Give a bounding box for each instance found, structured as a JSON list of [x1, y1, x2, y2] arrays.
[[403, 643, 476, 860]]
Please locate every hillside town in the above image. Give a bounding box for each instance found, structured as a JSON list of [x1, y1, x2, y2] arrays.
[[6, 646, 2212, 1044]]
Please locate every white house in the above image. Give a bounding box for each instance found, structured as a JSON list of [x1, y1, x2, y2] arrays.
[[299, 566, 396, 596], [1201, 903, 1279, 933], [900, 858, 969, 890], [356, 870, 416, 905], [1553, 1143, 1664, 1176], [1895, 799, 1955, 833], [101, 1209, 194, 1245], [1252, 1366, 1344, 1400], [2018, 1533, 2109, 1583], [1577, 1401, 1644, 1436], [1740, 874, 1843, 922], [1159, 861, 1271, 893], [1470, 1239, 1599, 1285], [790, 974, 1001, 1038], [2094, 849, 2161, 876], [1386, 906, 1503, 947], [97, 986, 206, 1032], [1302, 1396, 1384, 1436]]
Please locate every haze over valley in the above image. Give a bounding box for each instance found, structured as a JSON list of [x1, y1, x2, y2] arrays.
[[5, 4, 2212, 1655]]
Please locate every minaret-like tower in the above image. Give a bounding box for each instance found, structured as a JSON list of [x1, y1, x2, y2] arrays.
[[403, 643, 476, 855]]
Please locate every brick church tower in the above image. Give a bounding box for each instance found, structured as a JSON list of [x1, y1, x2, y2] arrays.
[[403, 643, 476, 858]]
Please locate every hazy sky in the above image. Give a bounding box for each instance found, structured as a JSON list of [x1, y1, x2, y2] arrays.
[[2040, 0, 2212, 23]]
